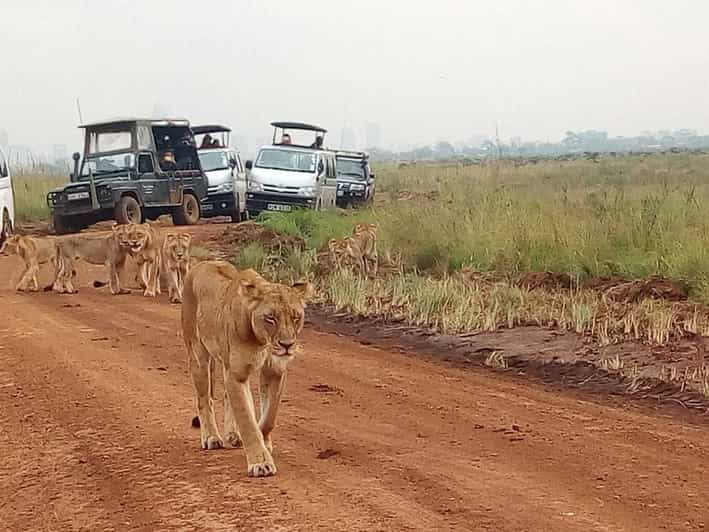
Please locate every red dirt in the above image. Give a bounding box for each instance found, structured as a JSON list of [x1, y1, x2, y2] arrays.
[[1, 223, 709, 531]]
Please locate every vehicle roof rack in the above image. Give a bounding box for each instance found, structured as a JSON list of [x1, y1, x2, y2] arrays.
[[78, 117, 190, 128], [270, 121, 327, 133], [192, 125, 232, 135], [335, 149, 369, 159]]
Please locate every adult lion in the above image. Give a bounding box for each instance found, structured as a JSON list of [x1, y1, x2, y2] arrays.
[[124, 223, 161, 297], [351, 222, 378, 277], [54, 225, 131, 294], [0, 234, 60, 292], [182, 261, 312, 477], [161, 232, 191, 303]]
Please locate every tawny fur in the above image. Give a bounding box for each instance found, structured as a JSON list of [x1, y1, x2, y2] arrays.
[[182, 261, 312, 478], [160, 232, 191, 303], [54, 226, 131, 295], [0, 234, 63, 292]]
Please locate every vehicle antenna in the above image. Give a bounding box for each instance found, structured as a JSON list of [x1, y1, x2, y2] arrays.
[[76, 98, 84, 125]]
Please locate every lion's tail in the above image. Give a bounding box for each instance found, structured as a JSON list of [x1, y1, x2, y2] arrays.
[[191, 416, 200, 428]]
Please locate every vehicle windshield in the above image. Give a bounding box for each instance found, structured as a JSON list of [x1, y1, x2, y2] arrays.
[[255, 148, 316, 173], [336, 158, 366, 180], [199, 151, 229, 172], [80, 153, 135, 178], [88, 130, 132, 154]]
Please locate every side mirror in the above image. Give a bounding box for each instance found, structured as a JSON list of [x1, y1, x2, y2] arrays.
[[317, 160, 325, 175], [369, 172, 376, 179], [229, 158, 237, 169], [245, 160, 253, 170]]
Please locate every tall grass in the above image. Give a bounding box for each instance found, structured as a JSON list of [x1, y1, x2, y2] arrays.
[[12, 174, 65, 222]]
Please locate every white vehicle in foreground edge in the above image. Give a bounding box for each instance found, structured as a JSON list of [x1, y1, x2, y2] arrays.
[[193, 124, 248, 222], [244, 122, 337, 217], [0, 147, 14, 245]]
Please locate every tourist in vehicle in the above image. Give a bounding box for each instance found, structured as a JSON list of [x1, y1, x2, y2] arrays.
[[280, 133, 292, 145], [200, 134, 214, 149], [310, 135, 324, 149], [160, 150, 178, 171]]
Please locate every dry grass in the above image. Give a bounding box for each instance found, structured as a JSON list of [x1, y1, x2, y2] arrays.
[[12, 174, 65, 222]]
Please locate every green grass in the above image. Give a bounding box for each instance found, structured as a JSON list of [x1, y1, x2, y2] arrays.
[[12, 174, 65, 222]]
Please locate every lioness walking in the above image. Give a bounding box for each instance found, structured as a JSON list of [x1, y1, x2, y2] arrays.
[[182, 261, 312, 477]]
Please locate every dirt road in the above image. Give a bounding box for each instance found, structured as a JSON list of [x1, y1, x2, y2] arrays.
[[1, 227, 708, 531]]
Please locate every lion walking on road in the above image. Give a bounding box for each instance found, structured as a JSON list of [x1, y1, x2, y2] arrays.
[[182, 261, 312, 477]]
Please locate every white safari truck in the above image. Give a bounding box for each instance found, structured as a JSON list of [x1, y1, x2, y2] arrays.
[[192, 125, 248, 222], [245, 122, 337, 217], [0, 146, 14, 245]]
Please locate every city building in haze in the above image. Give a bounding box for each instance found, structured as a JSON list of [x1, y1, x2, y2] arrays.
[[340, 126, 356, 150], [365, 122, 381, 149]]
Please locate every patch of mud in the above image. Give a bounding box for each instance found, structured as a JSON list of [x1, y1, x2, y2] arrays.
[[206, 222, 304, 258], [307, 306, 709, 419]]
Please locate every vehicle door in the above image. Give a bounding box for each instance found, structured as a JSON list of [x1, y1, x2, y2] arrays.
[[0, 148, 14, 233], [136, 152, 168, 205], [319, 153, 338, 209], [229, 150, 247, 214]]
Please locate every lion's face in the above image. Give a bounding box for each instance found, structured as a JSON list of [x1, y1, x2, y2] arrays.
[[165, 233, 192, 264], [116, 223, 151, 253], [244, 281, 313, 358], [353, 222, 377, 236], [0, 234, 21, 255]]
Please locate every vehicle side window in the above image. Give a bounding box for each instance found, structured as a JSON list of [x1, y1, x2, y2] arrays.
[[137, 153, 154, 174], [0, 150, 7, 178], [328, 155, 336, 179]]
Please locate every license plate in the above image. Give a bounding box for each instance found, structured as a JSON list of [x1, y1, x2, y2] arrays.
[[202, 204, 213, 211], [67, 191, 90, 200], [337, 191, 344, 197], [267, 203, 292, 212]]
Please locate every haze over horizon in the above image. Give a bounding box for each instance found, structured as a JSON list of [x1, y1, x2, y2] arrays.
[[2, 0, 709, 156]]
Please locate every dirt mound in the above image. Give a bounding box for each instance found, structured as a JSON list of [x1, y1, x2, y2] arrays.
[[517, 271, 573, 291], [602, 275, 689, 303], [211, 222, 305, 255]]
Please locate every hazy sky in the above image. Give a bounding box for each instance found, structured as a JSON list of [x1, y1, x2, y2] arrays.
[[2, 0, 709, 155]]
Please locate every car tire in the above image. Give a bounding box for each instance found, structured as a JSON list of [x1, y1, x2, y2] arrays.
[[114, 195, 142, 225], [1, 208, 13, 245], [172, 193, 200, 226]]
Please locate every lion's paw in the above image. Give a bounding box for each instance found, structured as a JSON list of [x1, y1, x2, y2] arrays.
[[247, 461, 277, 478], [201, 435, 224, 450], [225, 431, 243, 448]]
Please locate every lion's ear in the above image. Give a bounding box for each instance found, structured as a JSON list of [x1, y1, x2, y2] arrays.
[[292, 280, 314, 301], [240, 281, 262, 299], [165, 233, 176, 242]]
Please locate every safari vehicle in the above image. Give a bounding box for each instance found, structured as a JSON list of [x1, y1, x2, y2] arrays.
[[245, 122, 337, 217], [47, 118, 208, 234], [193, 125, 248, 222], [0, 146, 14, 244], [335, 150, 375, 208]]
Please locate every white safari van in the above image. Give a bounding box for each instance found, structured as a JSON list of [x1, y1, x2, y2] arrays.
[[0, 147, 14, 244], [245, 122, 338, 217]]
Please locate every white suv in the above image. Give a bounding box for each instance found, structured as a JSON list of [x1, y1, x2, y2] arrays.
[[0, 147, 14, 244]]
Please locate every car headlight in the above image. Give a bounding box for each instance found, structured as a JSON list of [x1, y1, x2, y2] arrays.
[[351, 184, 365, 191], [299, 186, 317, 196], [248, 181, 263, 191], [98, 186, 112, 198], [216, 181, 234, 193]]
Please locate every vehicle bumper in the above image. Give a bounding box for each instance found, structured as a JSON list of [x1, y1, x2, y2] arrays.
[[201, 192, 236, 216], [48, 199, 114, 217], [336, 188, 367, 206], [246, 192, 316, 215]]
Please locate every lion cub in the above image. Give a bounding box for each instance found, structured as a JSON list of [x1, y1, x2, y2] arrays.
[[0, 234, 59, 292], [182, 261, 312, 478]]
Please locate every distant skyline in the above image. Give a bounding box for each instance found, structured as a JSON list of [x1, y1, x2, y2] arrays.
[[2, 0, 709, 157]]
